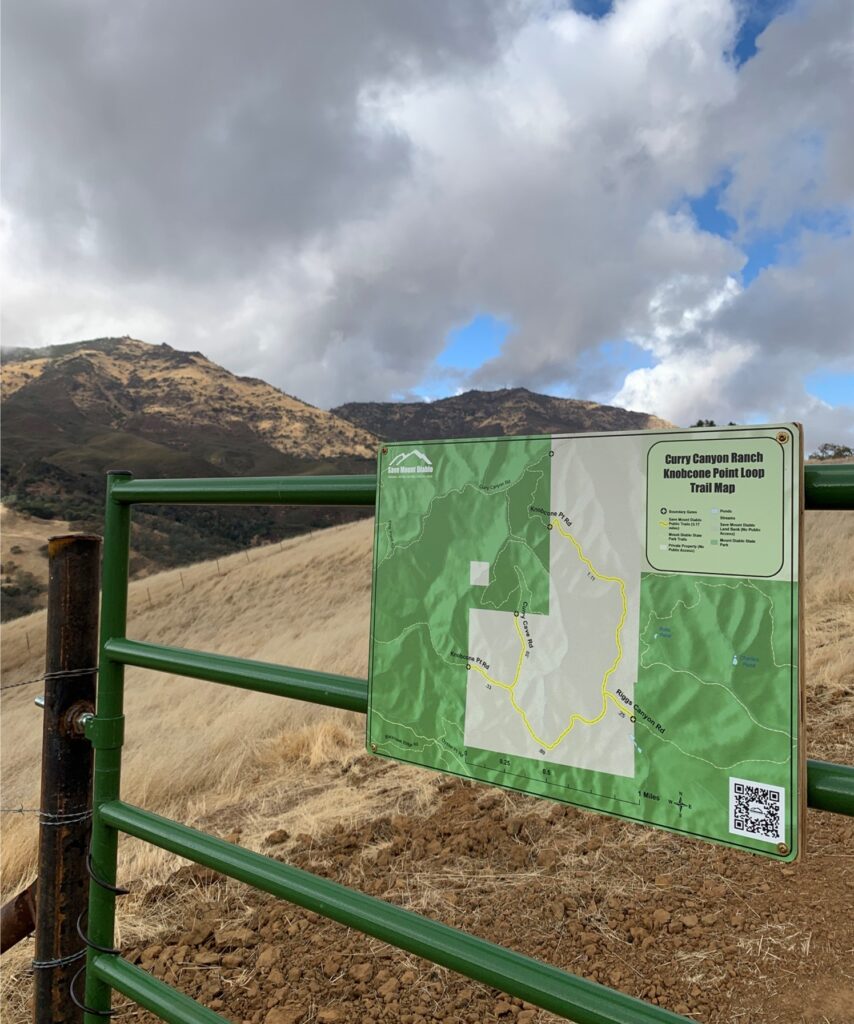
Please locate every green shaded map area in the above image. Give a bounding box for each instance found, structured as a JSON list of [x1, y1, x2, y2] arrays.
[[368, 429, 800, 859], [633, 572, 797, 856], [370, 438, 552, 774]]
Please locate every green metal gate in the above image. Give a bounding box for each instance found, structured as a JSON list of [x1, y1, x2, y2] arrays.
[[79, 465, 854, 1023]]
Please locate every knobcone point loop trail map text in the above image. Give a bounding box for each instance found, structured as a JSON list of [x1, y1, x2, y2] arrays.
[[368, 424, 804, 860]]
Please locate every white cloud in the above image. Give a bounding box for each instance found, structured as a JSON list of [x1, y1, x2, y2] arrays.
[[710, 0, 854, 232], [615, 336, 755, 423], [615, 231, 854, 443], [1, 0, 852, 446]]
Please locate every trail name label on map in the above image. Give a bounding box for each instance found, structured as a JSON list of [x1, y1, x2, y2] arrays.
[[368, 424, 803, 860]]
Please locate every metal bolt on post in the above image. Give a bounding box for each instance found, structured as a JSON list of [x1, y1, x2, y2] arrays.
[[33, 535, 101, 1024]]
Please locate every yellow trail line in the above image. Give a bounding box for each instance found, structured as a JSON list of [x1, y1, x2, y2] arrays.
[[469, 518, 627, 751]]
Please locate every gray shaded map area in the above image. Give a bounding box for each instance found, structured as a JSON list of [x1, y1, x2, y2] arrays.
[[464, 435, 648, 776]]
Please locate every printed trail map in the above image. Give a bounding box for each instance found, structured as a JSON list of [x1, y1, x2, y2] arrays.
[[368, 425, 803, 860]]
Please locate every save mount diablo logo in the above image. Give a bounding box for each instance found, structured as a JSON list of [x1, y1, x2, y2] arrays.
[[387, 449, 434, 476]]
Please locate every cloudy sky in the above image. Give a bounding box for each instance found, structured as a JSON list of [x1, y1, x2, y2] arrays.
[[2, 0, 852, 445]]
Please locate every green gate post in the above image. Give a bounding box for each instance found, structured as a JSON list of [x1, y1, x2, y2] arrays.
[[83, 472, 132, 1022]]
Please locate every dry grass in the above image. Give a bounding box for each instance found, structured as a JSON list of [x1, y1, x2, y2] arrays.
[[0, 505, 74, 582], [0, 518, 398, 1016], [803, 514, 854, 668], [1, 502, 851, 1021], [0, 505, 74, 619], [801, 502, 854, 769], [1, 519, 378, 900], [2, 508, 851, 894]]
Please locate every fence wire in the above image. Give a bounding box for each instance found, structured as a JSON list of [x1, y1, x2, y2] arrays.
[[0, 666, 98, 694], [0, 806, 93, 825]]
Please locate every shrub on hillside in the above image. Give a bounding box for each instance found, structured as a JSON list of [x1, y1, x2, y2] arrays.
[[810, 442, 853, 460], [1, 567, 47, 621]]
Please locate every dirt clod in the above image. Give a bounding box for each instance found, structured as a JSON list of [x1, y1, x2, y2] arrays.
[[264, 1008, 306, 1024], [215, 926, 258, 949]]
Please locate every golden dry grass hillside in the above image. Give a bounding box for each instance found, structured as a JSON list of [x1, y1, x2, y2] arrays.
[[2, 337, 379, 614], [0, 505, 73, 580], [2, 338, 377, 461], [1, 508, 852, 1023], [1, 520, 378, 895], [0, 505, 74, 619]]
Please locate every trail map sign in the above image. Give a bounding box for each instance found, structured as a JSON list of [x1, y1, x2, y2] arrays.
[[368, 425, 803, 860]]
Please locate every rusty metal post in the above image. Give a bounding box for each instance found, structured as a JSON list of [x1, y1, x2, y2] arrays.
[[0, 880, 37, 952], [33, 535, 101, 1024]]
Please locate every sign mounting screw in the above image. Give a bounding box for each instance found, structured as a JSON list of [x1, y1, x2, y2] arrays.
[[776, 431, 789, 444], [777, 842, 789, 855]]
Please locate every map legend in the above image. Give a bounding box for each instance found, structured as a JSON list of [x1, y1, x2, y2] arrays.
[[646, 435, 787, 577]]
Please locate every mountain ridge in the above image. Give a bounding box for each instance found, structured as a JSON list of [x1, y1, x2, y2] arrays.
[[1, 338, 378, 599], [332, 386, 673, 441], [2, 337, 377, 460], [2, 337, 673, 619]]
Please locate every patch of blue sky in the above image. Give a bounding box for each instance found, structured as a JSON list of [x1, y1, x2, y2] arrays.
[[564, 1, 793, 62], [414, 319, 658, 403], [730, 0, 794, 66], [741, 207, 851, 283], [565, 1, 791, 60], [688, 173, 737, 239], [580, 339, 656, 375], [403, 313, 512, 401], [568, 0, 613, 19], [806, 372, 854, 407], [437, 313, 511, 370], [406, 377, 452, 402], [686, 171, 851, 284], [562, 340, 657, 401]]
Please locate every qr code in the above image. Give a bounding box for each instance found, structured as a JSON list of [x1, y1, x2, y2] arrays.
[[729, 776, 785, 844]]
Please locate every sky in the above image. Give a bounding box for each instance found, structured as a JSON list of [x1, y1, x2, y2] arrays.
[[2, 0, 852, 447]]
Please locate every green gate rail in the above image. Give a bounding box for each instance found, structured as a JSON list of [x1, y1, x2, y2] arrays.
[[82, 463, 854, 1024]]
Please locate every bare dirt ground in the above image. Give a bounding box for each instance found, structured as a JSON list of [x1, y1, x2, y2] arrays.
[[1, 504, 852, 1023], [109, 765, 854, 1024]]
